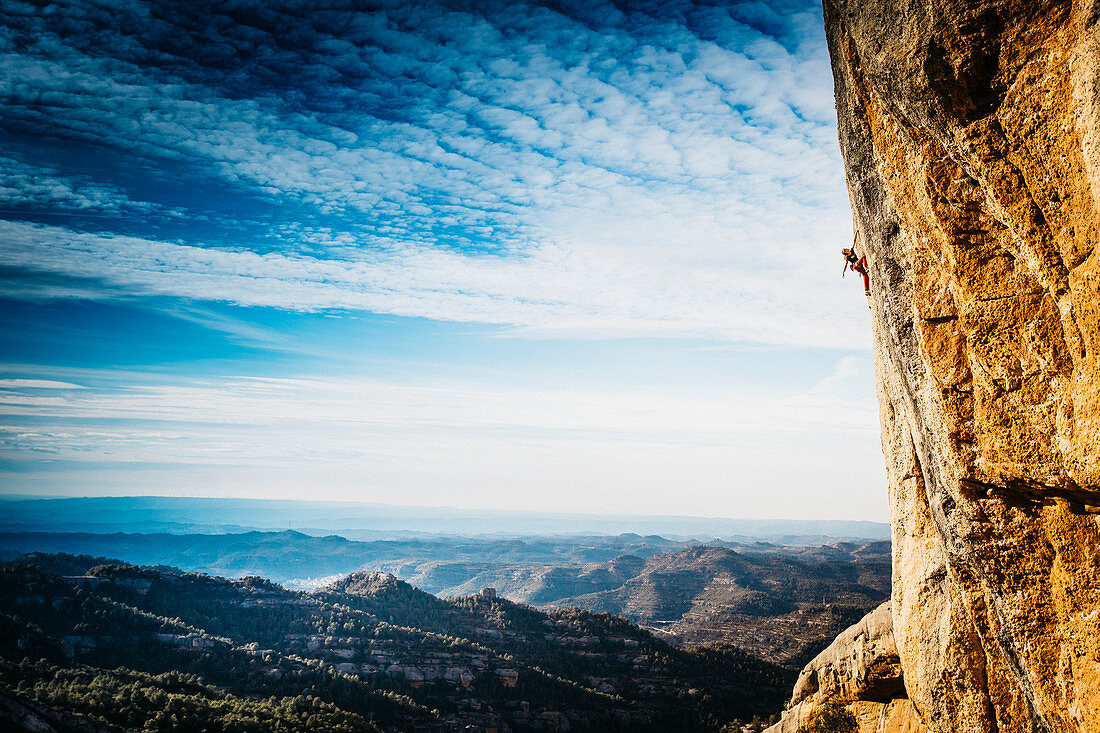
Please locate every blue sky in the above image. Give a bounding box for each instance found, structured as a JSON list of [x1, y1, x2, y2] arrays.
[[0, 0, 885, 520]]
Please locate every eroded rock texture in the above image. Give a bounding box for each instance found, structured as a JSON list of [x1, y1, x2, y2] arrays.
[[765, 602, 928, 733], [822, 0, 1100, 731]]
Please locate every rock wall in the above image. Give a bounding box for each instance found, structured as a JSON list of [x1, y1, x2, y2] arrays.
[[821, 0, 1100, 731], [765, 602, 928, 733]]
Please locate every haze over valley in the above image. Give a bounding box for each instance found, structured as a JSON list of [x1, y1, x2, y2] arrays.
[[0, 496, 890, 731], [1, 497, 891, 667]]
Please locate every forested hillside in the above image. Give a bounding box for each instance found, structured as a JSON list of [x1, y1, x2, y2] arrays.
[[555, 545, 889, 665], [0, 555, 790, 732], [0, 532, 891, 669]]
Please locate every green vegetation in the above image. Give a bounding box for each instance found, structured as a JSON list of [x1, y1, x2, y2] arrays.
[[0, 531, 891, 672], [0, 659, 378, 732], [1, 554, 796, 731], [797, 700, 858, 733]]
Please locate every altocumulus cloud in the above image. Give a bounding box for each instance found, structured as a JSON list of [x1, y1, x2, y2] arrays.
[[0, 0, 858, 346]]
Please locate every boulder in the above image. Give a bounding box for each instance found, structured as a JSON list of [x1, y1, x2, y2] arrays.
[[765, 602, 927, 733]]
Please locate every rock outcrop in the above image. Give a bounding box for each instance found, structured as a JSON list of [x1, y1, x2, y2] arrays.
[[765, 602, 927, 733], [820, 0, 1100, 731]]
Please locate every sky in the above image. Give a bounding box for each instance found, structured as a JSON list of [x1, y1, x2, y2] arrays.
[[0, 0, 886, 521]]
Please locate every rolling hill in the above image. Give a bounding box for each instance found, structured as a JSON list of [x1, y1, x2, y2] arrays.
[[0, 554, 792, 732]]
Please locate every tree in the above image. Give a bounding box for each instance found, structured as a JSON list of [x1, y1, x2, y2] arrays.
[[798, 700, 858, 733]]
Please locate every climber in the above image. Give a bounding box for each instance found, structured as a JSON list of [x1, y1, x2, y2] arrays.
[[842, 245, 870, 296]]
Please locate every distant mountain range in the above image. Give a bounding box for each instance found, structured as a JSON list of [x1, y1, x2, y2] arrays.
[[0, 554, 792, 732], [0, 529, 891, 668], [382, 543, 890, 666], [0, 530, 699, 583], [0, 495, 891, 682], [1, 496, 890, 542]]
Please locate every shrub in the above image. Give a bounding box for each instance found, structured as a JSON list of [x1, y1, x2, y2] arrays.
[[796, 699, 857, 733]]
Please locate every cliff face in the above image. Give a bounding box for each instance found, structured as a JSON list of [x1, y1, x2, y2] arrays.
[[822, 1, 1100, 731]]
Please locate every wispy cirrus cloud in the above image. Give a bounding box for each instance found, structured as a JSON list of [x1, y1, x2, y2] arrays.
[[0, 217, 860, 347], [0, 379, 87, 390], [0, 0, 860, 346], [0, 358, 884, 517]]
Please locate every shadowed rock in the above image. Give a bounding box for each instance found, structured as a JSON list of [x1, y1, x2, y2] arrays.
[[765, 602, 927, 733]]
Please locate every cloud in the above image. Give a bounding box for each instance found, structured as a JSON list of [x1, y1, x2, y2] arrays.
[[0, 379, 87, 390], [0, 0, 866, 348], [0, 154, 165, 215], [781, 354, 879, 426], [0, 217, 866, 348], [0, 364, 887, 518]]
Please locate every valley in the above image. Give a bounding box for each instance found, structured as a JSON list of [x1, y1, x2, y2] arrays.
[[0, 530, 890, 667], [1, 554, 792, 732], [0, 501, 891, 730]]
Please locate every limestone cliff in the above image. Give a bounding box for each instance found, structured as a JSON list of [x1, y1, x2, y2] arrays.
[[821, 0, 1100, 731], [765, 602, 928, 733]]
